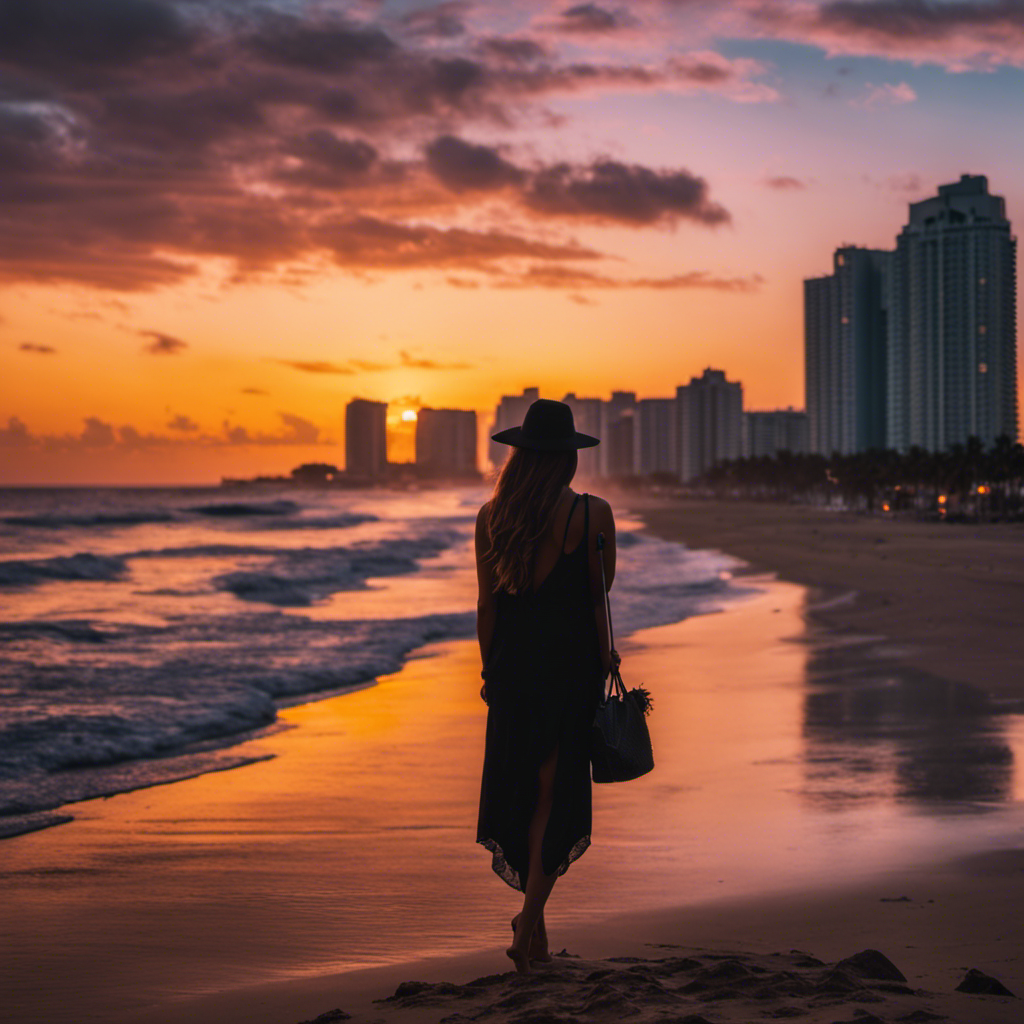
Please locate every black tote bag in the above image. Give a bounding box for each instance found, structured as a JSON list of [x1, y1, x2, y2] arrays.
[[590, 527, 654, 783]]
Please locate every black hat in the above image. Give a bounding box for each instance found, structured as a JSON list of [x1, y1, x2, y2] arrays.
[[491, 399, 599, 451]]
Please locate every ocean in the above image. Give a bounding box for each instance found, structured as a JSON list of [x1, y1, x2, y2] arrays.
[[0, 484, 743, 840]]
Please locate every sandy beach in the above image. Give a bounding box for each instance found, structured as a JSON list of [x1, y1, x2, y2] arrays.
[[5, 496, 1023, 1024], [628, 494, 1024, 703]]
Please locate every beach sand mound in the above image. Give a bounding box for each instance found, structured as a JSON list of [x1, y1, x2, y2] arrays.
[[371, 947, 953, 1023]]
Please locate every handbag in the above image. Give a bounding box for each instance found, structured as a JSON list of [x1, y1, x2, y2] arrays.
[[590, 527, 654, 783]]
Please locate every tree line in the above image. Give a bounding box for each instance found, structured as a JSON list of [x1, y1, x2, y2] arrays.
[[693, 435, 1024, 518]]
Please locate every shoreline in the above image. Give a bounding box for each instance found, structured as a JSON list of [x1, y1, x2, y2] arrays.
[[623, 493, 1024, 704]]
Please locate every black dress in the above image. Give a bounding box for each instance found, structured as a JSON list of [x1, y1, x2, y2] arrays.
[[477, 492, 603, 891]]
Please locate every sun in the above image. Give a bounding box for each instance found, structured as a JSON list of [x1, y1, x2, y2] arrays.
[[401, 409, 418, 422]]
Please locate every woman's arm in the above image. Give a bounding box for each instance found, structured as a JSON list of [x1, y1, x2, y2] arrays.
[[586, 496, 617, 678], [475, 503, 497, 672]]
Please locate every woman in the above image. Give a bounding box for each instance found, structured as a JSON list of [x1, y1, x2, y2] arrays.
[[475, 398, 617, 974]]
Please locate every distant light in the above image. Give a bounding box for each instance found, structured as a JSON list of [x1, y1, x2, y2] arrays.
[[938, 495, 947, 504], [401, 410, 418, 422], [977, 485, 989, 495], [882, 503, 890, 512]]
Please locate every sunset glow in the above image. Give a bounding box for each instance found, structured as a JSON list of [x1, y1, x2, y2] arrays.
[[2, 0, 1022, 483]]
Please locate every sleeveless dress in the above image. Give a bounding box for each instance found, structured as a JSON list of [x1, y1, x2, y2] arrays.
[[477, 493, 604, 891]]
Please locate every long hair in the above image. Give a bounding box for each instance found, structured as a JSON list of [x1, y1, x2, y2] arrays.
[[485, 446, 578, 595]]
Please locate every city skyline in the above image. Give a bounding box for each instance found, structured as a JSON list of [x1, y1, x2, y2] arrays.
[[2, 1, 1023, 483]]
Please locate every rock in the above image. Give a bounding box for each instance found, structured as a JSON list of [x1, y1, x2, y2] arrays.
[[295, 1011, 351, 1024], [817, 967, 866, 993], [955, 968, 1016, 997], [837, 949, 907, 983], [880, 895, 913, 902]]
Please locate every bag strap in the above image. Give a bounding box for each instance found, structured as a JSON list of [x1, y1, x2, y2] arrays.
[[596, 524, 614, 652], [595, 513, 627, 701]]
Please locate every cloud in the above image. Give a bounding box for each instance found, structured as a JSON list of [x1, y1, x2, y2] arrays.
[[0, 414, 331, 452], [854, 81, 918, 106], [425, 135, 524, 192], [140, 329, 188, 354], [0, 416, 31, 447], [81, 417, 116, 447], [764, 175, 807, 190], [525, 161, 730, 226], [488, 264, 763, 291], [746, 0, 1024, 71], [398, 2, 469, 39], [0, 3, 759, 291], [167, 414, 198, 431], [479, 37, 550, 63], [552, 4, 639, 35], [420, 137, 734, 227], [278, 411, 320, 443], [19, 342, 57, 354], [0, 0, 195, 73], [350, 358, 395, 371], [399, 349, 472, 369], [312, 216, 600, 269], [275, 360, 355, 375]]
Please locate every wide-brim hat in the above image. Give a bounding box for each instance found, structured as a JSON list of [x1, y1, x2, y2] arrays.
[[491, 398, 599, 451]]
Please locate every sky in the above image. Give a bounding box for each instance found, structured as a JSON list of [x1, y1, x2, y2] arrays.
[[1, 0, 1022, 484]]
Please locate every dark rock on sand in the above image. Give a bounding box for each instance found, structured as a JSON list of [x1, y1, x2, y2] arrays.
[[816, 967, 867, 994], [836, 950, 907, 983], [954, 968, 1016, 997], [295, 1011, 351, 1023], [895, 1011, 947, 1021]]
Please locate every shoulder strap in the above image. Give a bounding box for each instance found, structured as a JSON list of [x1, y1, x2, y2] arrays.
[[596, 511, 614, 652], [561, 492, 582, 551]]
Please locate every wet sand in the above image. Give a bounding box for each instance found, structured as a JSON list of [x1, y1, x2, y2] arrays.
[[5, 562, 1023, 1023], [627, 495, 1024, 703]]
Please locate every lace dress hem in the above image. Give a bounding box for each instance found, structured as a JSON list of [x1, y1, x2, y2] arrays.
[[477, 834, 592, 892]]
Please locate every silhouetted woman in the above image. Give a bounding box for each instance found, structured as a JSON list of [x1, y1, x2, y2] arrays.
[[475, 399, 616, 974]]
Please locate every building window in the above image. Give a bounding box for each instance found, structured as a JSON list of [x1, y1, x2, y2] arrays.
[[979, 363, 988, 374], [978, 325, 987, 335]]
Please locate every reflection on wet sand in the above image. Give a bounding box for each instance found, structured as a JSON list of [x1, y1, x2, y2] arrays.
[[801, 633, 1015, 810]]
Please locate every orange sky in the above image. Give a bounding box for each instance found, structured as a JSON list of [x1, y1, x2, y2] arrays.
[[1, 0, 1022, 484]]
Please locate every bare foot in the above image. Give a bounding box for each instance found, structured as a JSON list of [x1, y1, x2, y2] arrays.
[[511, 915, 552, 963], [506, 944, 531, 974]]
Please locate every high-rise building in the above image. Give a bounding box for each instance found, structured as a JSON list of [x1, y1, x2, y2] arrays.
[[345, 398, 388, 479], [805, 246, 890, 456], [677, 369, 743, 481], [415, 407, 478, 477], [888, 175, 1018, 451], [743, 408, 809, 458], [488, 387, 539, 469], [600, 391, 637, 477], [561, 393, 602, 478], [635, 398, 678, 476]]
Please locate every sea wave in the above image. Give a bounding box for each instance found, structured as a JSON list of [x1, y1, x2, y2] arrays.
[[0, 610, 474, 821], [211, 529, 465, 606], [0, 620, 110, 644], [0, 553, 129, 588], [3, 510, 176, 529], [187, 499, 301, 517]]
